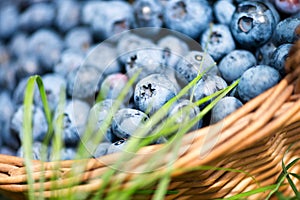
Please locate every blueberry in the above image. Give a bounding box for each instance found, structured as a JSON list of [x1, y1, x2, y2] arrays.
[[0, 62, 18, 92], [213, 0, 236, 25], [210, 96, 243, 124], [125, 48, 165, 82], [13, 77, 37, 106], [237, 65, 281, 102], [0, 91, 15, 148], [255, 41, 277, 65], [192, 75, 228, 108], [19, 3, 55, 32], [163, 0, 212, 39], [91, 142, 111, 158], [133, 0, 163, 29], [270, 43, 293, 76], [107, 139, 127, 155], [54, 49, 85, 78], [11, 105, 48, 142], [88, 99, 123, 143], [175, 51, 218, 84], [117, 33, 156, 65], [99, 73, 133, 103], [8, 32, 29, 58], [60, 147, 77, 160], [0, 42, 10, 66], [272, 17, 300, 46], [0, 146, 16, 156], [35, 73, 67, 111], [16, 55, 42, 79], [274, 0, 300, 14], [218, 50, 256, 83], [112, 108, 149, 139], [55, 0, 80, 32], [230, 1, 276, 49], [168, 99, 202, 132], [157, 35, 189, 68], [86, 43, 121, 76], [67, 64, 101, 100], [65, 27, 92, 53], [200, 24, 236, 61], [54, 99, 90, 147], [28, 29, 63, 71], [0, 4, 19, 39], [17, 142, 48, 160], [85, 1, 133, 40], [134, 74, 178, 115]]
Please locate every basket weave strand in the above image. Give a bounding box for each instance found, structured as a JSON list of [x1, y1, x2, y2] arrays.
[[0, 33, 300, 199]]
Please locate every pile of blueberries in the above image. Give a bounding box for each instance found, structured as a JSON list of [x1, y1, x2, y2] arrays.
[[0, 0, 299, 161]]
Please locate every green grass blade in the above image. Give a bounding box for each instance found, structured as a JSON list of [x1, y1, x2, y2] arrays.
[[23, 76, 37, 200], [286, 174, 300, 198], [216, 185, 277, 200]]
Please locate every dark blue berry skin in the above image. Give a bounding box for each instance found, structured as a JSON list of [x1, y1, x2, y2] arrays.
[[200, 24, 236, 61], [270, 43, 293, 76], [175, 51, 218, 84], [107, 139, 127, 155], [16, 55, 42, 79], [133, 0, 163, 29], [0, 146, 16, 156], [134, 74, 178, 115], [274, 0, 300, 14], [117, 33, 155, 65], [192, 75, 228, 108], [55, 100, 90, 147], [237, 65, 281, 102], [210, 96, 243, 124], [86, 43, 121, 76], [218, 50, 256, 83], [67, 64, 101, 100], [0, 62, 18, 93], [17, 142, 47, 160], [0, 42, 10, 66], [54, 49, 85, 78], [85, 1, 133, 40], [92, 142, 110, 158], [60, 147, 77, 160], [65, 27, 92, 53], [112, 108, 149, 139], [0, 4, 19, 39], [157, 35, 189, 68], [55, 0, 80, 33], [163, 0, 212, 39], [28, 29, 63, 71], [9, 33, 28, 58], [0, 91, 15, 149], [168, 99, 202, 132], [88, 99, 123, 143], [272, 17, 300, 46], [11, 105, 48, 143], [255, 41, 277, 65], [19, 3, 55, 32], [214, 0, 236, 25], [125, 48, 165, 82], [230, 1, 276, 49]]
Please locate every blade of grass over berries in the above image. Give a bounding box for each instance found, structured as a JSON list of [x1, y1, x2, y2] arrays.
[[22, 75, 57, 199], [101, 72, 238, 199], [65, 70, 143, 200], [104, 77, 239, 200], [22, 76, 37, 200]]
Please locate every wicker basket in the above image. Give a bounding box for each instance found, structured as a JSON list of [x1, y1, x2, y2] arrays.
[[1, 32, 300, 200]]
